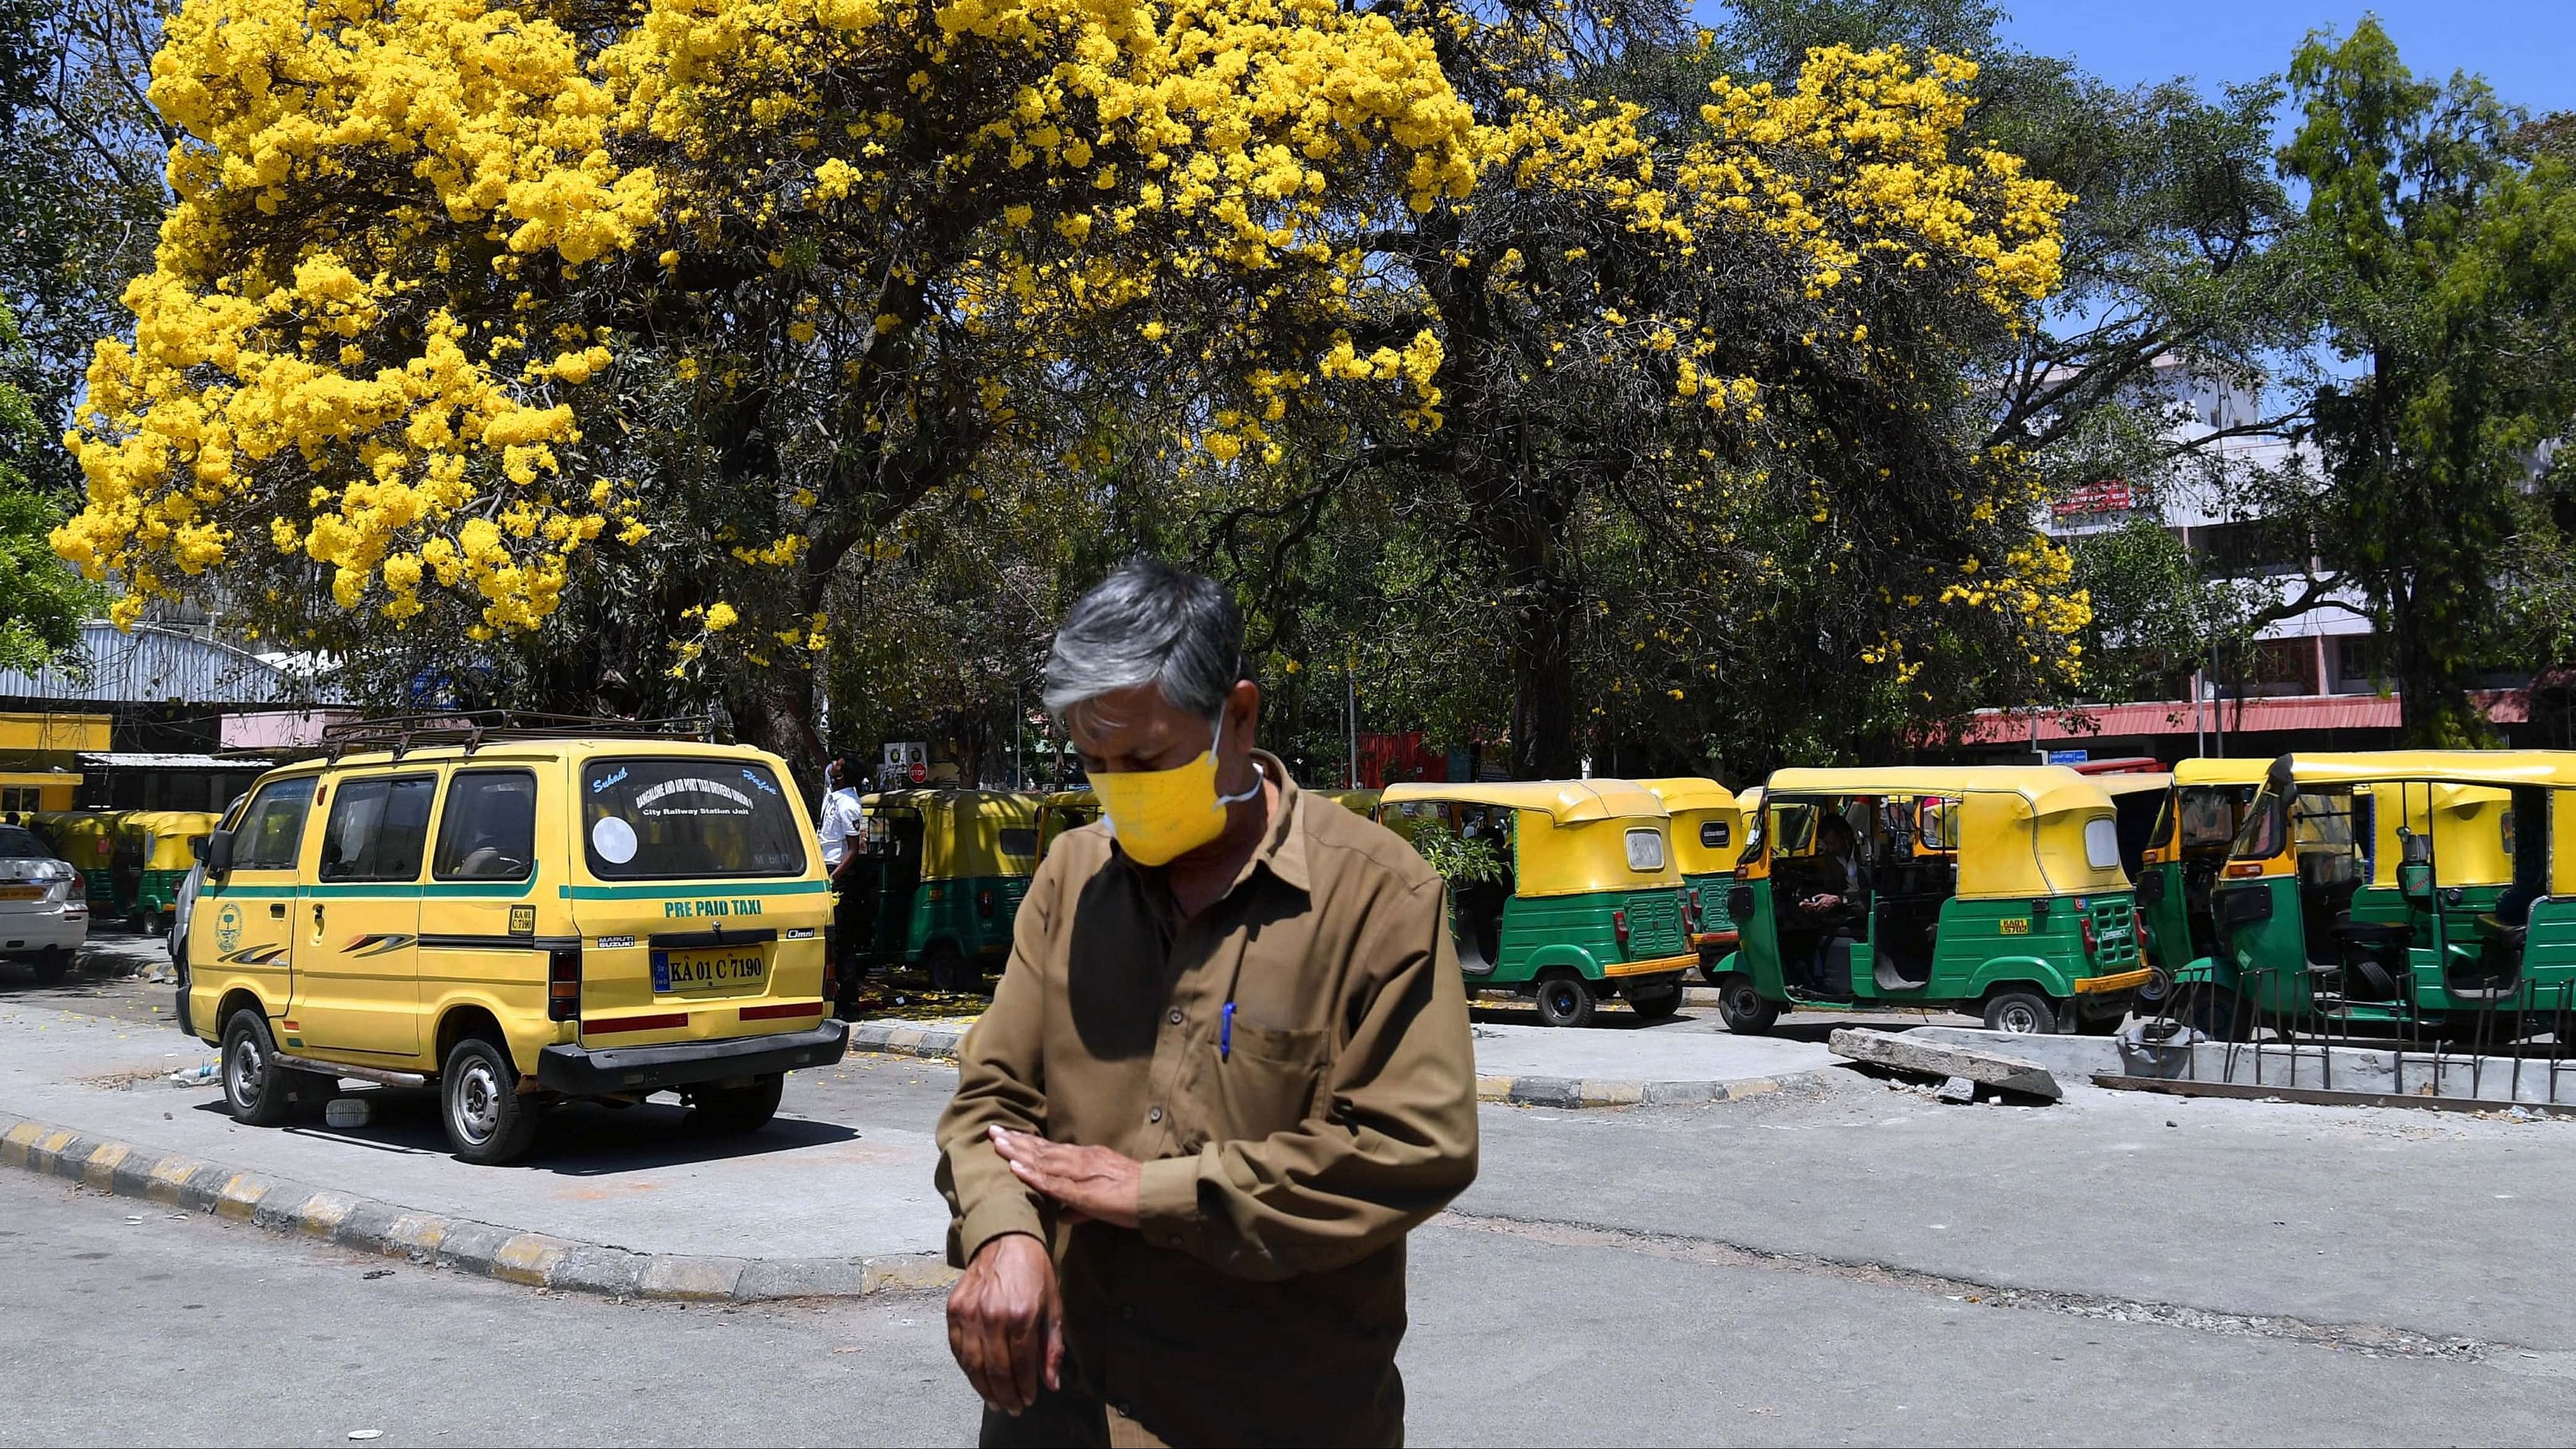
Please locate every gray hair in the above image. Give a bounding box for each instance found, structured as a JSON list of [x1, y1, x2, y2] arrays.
[[1043, 558, 1244, 720]]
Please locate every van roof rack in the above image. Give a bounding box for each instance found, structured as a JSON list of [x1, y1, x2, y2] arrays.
[[319, 712, 715, 761]]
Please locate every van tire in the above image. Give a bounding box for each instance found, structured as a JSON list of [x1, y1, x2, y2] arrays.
[[689, 1074, 785, 1135], [1533, 970, 1596, 1029], [1981, 987, 2067, 1035], [924, 942, 980, 996], [1715, 974, 1779, 1036], [222, 1008, 319, 1127], [440, 1036, 538, 1165]]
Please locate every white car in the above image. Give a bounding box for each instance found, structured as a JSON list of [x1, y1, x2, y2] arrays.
[[0, 823, 87, 984]]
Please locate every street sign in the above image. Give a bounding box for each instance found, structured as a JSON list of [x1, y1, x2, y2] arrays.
[[2046, 749, 2090, 764], [909, 761, 929, 784], [2052, 481, 2134, 518]]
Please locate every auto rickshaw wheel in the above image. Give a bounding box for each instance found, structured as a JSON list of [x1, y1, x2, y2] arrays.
[[1981, 987, 2068, 1036], [1627, 982, 1684, 1020], [923, 942, 982, 996], [2184, 984, 2255, 1043], [1714, 974, 1779, 1036], [1533, 970, 1596, 1029]]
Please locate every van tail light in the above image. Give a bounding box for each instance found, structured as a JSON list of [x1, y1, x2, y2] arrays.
[[978, 887, 996, 919], [823, 923, 840, 1003], [1614, 909, 1630, 950], [548, 944, 582, 1022]]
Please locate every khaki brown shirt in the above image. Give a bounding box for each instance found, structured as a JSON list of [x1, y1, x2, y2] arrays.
[[936, 756, 1479, 1447]]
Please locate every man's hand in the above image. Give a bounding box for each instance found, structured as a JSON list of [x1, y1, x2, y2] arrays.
[[990, 1126, 1143, 1230], [946, 1233, 1062, 1416]]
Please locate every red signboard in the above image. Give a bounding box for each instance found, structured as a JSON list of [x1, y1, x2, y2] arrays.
[[908, 761, 930, 785], [2054, 481, 2134, 518]]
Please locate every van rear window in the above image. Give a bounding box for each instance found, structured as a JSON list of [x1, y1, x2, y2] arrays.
[[582, 757, 808, 880]]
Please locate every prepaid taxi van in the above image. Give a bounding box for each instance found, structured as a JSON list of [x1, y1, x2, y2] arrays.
[[184, 719, 847, 1163]]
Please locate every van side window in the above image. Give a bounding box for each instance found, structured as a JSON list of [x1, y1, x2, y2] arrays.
[[435, 771, 539, 881], [319, 776, 437, 882], [235, 777, 318, 871]]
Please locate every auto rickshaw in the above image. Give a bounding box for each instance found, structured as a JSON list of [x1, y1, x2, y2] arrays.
[[2182, 751, 2573, 1040], [1712, 766, 2149, 1036], [1636, 777, 1746, 965], [2130, 759, 2272, 982], [850, 788, 1039, 992], [120, 810, 220, 932], [1033, 787, 1097, 863], [1378, 779, 1694, 1028], [1312, 787, 1383, 819], [37, 811, 127, 917]]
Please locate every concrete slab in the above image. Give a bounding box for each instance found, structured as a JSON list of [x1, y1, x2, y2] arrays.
[[0, 1005, 952, 1263], [1829, 1027, 2062, 1101]]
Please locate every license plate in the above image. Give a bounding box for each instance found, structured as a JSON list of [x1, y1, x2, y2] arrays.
[[652, 948, 767, 993], [0, 885, 43, 901]]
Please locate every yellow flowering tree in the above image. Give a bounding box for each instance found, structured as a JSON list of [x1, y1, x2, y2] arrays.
[[57, 0, 1475, 744], [1220, 19, 2087, 775]]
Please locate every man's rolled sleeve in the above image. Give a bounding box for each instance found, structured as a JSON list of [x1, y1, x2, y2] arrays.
[[934, 855, 1061, 1267]]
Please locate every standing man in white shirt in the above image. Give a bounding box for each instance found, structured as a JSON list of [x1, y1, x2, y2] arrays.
[[817, 757, 870, 1018]]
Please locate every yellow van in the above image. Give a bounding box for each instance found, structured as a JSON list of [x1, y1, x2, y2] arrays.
[[184, 722, 846, 1163]]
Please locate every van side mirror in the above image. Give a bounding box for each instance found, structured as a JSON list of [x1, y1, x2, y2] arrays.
[[204, 829, 234, 880], [2398, 859, 2434, 905]]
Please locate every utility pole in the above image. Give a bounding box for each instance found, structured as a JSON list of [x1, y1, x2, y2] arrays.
[[1346, 659, 1359, 790]]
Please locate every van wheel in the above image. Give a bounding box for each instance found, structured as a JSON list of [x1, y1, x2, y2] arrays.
[[441, 1036, 538, 1165], [689, 1074, 784, 1135], [222, 1008, 319, 1127], [31, 946, 70, 986], [924, 942, 980, 996], [1533, 970, 1596, 1029], [1715, 974, 1779, 1036], [1982, 988, 2068, 1035], [1628, 983, 1684, 1020]]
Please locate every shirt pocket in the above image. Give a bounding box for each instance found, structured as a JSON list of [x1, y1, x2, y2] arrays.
[[1209, 1018, 1330, 1143]]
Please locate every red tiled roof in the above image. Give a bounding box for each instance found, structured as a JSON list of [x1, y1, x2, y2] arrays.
[[1947, 690, 2528, 745]]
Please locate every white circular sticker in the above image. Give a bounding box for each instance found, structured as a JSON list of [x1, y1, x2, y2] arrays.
[[591, 816, 638, 864]]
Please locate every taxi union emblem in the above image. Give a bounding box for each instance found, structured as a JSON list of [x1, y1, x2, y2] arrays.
[[215, 902, 243, 954]]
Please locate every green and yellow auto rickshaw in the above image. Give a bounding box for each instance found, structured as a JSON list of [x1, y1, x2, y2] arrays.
[[1312, 787, 1384, 819], [1380, 779, 1695, 1028], [1637, 777, 1746, 965], [2129, 759, 2272, 987], [849, 788, 1039, 993], [123, 810, 220, 933], [1033, 787, 1098, 863], [37, 811, 127, 917], [2183, 751, 2573, 1040], [1712, 766, 2149, 1036]]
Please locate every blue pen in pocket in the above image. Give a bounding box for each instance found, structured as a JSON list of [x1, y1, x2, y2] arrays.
[[1220, 1002, 1234, 1061]]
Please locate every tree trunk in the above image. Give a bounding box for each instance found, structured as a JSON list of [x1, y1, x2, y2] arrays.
[[2390, 584, 2481, 746]]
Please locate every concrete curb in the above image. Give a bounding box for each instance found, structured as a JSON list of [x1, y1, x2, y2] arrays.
[[0, 1112, 956, 1303], [852, 1022, 1833, 1110]]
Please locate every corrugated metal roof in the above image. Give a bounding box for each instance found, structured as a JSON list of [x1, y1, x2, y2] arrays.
[[1950, 692, 2532, 744], [0, 623, 344, 706], [76, 753, 274, 770]]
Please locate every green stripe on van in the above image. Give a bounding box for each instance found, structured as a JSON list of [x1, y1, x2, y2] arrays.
[[560, 880, 830, 900], [208, 883, 537, 900]]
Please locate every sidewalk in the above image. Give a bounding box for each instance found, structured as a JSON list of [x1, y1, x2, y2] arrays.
[[0, 1006, 955, 1287]]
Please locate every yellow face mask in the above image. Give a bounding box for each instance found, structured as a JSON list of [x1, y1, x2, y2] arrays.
[[1088, 715, 1263, 867]]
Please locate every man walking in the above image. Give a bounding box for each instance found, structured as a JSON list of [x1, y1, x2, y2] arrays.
[[937, 558, 1479, 1447], [816, 756, 869, 1016]]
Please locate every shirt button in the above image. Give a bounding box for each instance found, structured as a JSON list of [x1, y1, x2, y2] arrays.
[[1147, 1106, 1163, 1124], [1167, 1008, 1184, 1026]]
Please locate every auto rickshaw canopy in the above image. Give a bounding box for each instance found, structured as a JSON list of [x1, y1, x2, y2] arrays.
[[124, 810, 221, 870], [1761, 765, 2129, 901], [2253, 751, 2574, 890], [35, 809, 124, 864], [1379, 779, 1680, 898], [1636, 777, 1745, 877], [2173, 757, 2273, 787], [1311, 787, 1383, 818], [868, 789, 1039, 879]]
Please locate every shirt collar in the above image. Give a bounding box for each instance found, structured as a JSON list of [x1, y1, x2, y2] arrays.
[[1250, 750, 1312, 895]]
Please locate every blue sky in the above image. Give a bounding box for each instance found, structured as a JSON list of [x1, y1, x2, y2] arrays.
[[1999, 1, 2576, 114]]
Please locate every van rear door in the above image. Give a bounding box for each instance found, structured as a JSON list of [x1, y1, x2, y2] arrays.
[[568, 754, 830, 1049]]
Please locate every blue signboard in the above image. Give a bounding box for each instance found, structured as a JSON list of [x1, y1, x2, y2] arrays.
[[2045, 749, 2090, 765]]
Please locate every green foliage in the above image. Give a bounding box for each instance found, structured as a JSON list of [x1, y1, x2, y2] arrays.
[[1407, 818, 1507, 887], [0, 305, 100, 672], [2277, 18, 2576, 743]]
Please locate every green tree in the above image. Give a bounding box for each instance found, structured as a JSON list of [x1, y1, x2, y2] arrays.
[[2279, 19, 2576, 743], [0, 304, 101, 671]]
